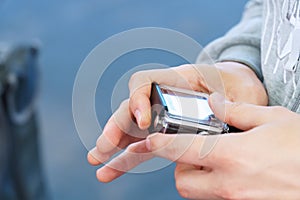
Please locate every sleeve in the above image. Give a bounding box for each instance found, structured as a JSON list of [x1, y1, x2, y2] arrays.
[[196, 0, 264, 81]]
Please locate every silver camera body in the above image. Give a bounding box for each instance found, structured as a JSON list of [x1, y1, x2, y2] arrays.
[[149, 83, 229, 135]]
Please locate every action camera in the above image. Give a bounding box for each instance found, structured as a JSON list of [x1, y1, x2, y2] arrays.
[[149, 83, 229, 135]]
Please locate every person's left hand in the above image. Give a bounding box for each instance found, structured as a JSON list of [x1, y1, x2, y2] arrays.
[[87, 62, 267, 173], [97, 93, 300, 199]]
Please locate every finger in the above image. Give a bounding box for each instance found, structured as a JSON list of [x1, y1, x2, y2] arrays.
[[129, 85, 152, 130], [128, 66, 204, 129], [87, 135, 134, 166], [87, 117, 123, 165], [87, 147, 109, 166], [193, 63, 224, 94], [209, 92, 283, 130], [96, 140, 153, 182], [145, 133, 218, 166], [88, 100, 144, 166], [174, 163, 218, 199], [128, 69, 165, 130]]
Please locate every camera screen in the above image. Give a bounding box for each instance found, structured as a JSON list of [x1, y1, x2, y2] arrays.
[[160, 87, 213, 122]]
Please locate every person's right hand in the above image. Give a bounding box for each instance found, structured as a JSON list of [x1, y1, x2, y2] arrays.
[[87, 61, 268, 180], [132, 94, 300, 199]]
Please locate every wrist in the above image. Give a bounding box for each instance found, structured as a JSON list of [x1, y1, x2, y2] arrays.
[[216, 44, 263, 81], [216, 61, 259, 77]]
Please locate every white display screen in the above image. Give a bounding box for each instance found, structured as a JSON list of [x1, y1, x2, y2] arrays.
[[161, 90, 213, 121]]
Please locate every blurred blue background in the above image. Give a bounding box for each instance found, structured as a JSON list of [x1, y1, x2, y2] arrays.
[[0, 0, 248, 199]]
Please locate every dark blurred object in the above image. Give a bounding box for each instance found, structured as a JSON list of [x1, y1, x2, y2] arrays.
[[0, 44, 48, 200]]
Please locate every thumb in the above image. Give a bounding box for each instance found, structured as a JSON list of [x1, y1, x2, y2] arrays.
[[145, 133, 215, 166], [209, 92, 278, 131]]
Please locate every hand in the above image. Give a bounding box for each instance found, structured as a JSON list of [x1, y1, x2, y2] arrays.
[[87, 62, 267, 179], [98, 93, 300, 199]]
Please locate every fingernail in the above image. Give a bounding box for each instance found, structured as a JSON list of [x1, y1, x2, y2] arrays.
[[145, 138, 151, 151], [145, 133, 159, 151], [96, 168, 106, 183], [135, 110, 142, 125], [135, 110, 151, 130]]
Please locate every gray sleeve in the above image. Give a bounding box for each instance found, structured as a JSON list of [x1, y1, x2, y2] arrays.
[[196, 0, 263, 81]]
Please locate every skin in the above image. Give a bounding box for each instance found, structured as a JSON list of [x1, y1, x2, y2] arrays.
[[86, 61, 300, 199], [88, 61, 267, 165], [142, 95, 300, 199]]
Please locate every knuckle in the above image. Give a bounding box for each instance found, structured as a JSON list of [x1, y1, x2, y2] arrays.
[[120, 99, 129, 107], [269, 106, 288, 114], [161, 141, 179, 160], [214, 145, 244, 170], [175, 177, 190, 199], [129, 71, 147, 89], [251, 85, 268, 105], [126, 142, 138, 153], [215, 182, 245, 200], [129, 71, 140, 83], [149, 134, 171, 151], [96, 138, 110, 154], [226, 102, 244, 125], [174, 166, 181, 180], [96, 136, 105, 150], [164, 143, 176, 156], [118, 99, 130, 112], [128, 71, 152, 99], [125, 143, 146, 163]]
